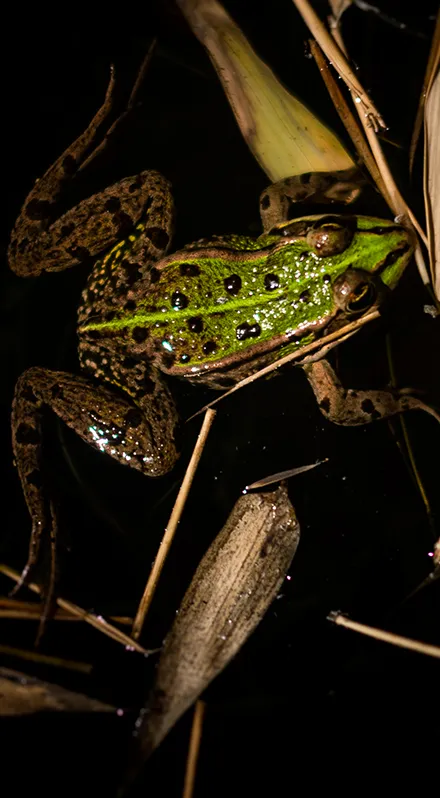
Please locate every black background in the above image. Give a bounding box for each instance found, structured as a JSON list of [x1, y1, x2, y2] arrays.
[[1, 2, 439, 796]]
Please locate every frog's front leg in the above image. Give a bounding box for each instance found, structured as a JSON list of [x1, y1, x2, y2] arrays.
[[304, 359, 439, 426], [259, 168, 364, 233], [12, 364, 179, 608], [8, 69, 173, 277]]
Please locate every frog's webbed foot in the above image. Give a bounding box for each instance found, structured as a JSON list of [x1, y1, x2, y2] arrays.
[[11, 365, 180, 618], [259, 168, 365, 232], [304, 359, 440, 426]]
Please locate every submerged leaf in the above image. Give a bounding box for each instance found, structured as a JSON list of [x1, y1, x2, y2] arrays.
[[125, 486, 299, 785]]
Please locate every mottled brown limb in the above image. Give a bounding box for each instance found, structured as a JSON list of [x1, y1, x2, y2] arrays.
[[259, 167, 365, 232], [11, 365, 180, 594], [304, 359, 440, 425]]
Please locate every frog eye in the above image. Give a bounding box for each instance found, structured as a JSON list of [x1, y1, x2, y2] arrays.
[[345, 281, 377, 314], [307, 219, 354, 257], [333, 269, 378, 315]]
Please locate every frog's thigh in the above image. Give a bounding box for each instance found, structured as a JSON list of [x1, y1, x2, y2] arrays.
[[13, 367, 179, 485], [10, 170, 174, 277], [304, 359, 425, 426]]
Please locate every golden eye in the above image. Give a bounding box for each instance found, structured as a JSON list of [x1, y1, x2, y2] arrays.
[[346, 281, 377, 314]]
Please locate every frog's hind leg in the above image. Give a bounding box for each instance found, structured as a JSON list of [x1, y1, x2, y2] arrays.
[[304, 359, 440, 425], [9, 63, 174, 278], [11, 363, 179, 619]]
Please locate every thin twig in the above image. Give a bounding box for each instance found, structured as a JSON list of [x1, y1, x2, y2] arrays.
[[187, 311, 380, 419], [0, 564, 150, 654], [182, 701, 206, 798], [292, 0, 385, 130], [328, 612, 440, 659], [132, 409, 217, 640], [0, 643, 92, 673]]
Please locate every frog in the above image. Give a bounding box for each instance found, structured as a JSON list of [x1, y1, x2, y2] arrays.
[[8, 72, 430, 613]]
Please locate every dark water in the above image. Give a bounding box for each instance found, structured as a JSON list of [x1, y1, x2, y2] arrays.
[[1, 2, 439, 796]]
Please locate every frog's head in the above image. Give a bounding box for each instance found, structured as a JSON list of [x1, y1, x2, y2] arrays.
[[266, 214, 413, 317]]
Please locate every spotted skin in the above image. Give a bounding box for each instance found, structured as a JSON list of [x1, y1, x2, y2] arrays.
[[8, 70, 426, 607]]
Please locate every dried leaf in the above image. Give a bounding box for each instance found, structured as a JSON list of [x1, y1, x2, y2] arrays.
[[176, 0, 354, 181], [125, 487, 299, 784], [424, 57, 440, 298], [0, 667, 115, 716]]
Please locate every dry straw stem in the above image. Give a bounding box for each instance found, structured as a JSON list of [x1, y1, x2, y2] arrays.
[[323, 0, 430, 285], [182, 701, 206, 798], [0, 644, 93, 674], [292, 0, 385, 130], [329, 612, 440, 659], [176, 0, 354, 181], [422, 13, 440, 298], [132, 409, 217, 640], [0, 564, 149, 654]]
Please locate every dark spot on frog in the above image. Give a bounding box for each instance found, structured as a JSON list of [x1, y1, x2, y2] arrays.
[[323, 274, 331, 283], [122, 357, 139, 371], [180, 353, 191, 363], [26, 468, 43, 488], [224, 274, 242, 295], [25, 199, 53, 221], [350, 391, 358, 398], [361, 398, 381, 419], [62, 154, 77, 175], [21, 386, 37, 403], [87, 330, 101, 340], [180, 262, 200, 277], [68, 244, 91, 261], [172, 291, 189, 310], [124, 300, 136, 312], [236, 322, 261, 341], [115, 211, 134, 237], [260, 194, 270, 209], [145, 227, 169, 250], [299, 289, 311, 303], [202, 341, 217, 356], [50, 385, 65, 400], [17, 236, 29, 254], [140, 376, 155, 395], [61, 222, 75, 238], [132, 327, 149, 343], [319, 397, 331, 414], [125, 408, 143, 428], [162, 352, 176, 369], [128, 176, 145, 193], [298, 252, 308, 262], [264, 273, 279, 291], [121, 260, 142, 288], [188, 316, 204, 333], [105, 311, 116, 321], [15, 423, 41, 445], [105, 197, 122, 212], [150, 267, 160, 283]]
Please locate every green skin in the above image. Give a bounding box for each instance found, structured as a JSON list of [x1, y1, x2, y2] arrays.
[[8, 78, 422, 606]]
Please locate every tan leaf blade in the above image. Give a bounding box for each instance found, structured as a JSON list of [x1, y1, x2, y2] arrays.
[[123, 487, 299, 789], [176, 0, 354, 181], [0, 667, 115, 716], [424, 56, 440, 298]]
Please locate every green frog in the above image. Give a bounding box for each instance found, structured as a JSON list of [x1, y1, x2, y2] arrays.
[[8, 75, 427, 603]]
